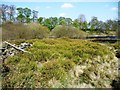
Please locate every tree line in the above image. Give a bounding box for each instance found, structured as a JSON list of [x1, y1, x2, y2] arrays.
[[37, 15, 117, 33], [0, 4, 38, 23], [0, 4, 118, 34]]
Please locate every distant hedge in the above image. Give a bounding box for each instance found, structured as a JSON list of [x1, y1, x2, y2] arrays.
[[51, 25, 87, 39], [27, 23, 50, 39], [2, 22, 49, 40]]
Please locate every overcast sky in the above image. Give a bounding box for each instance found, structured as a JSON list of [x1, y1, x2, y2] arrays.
[[0, 0, 119, 21]]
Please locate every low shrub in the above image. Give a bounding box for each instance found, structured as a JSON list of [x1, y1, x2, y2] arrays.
[[2, 38, 115, 88], [51, 25, 86, 39], [112, 41, 120, 50], [39, 59, 75, 87], [39, 60, 67, 82], [26, 22, 49, 39], [2, 71, 36, 88], [59, 60, 75, 72], [2, 22, 33, 40], [2, 22, 50, 40]]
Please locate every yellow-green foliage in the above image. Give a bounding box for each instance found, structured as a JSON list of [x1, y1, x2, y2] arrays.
[[40, 60, 66, 81], [39, 59, 74, 87], [3, 38, 113, 88], [2, 22, 49, 41], [51, 25, 86, 38], [2, 22, 33, 40], [111, 41, 120, 50], [9, 39, 26, 45], [27, 23, 50, 39]]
